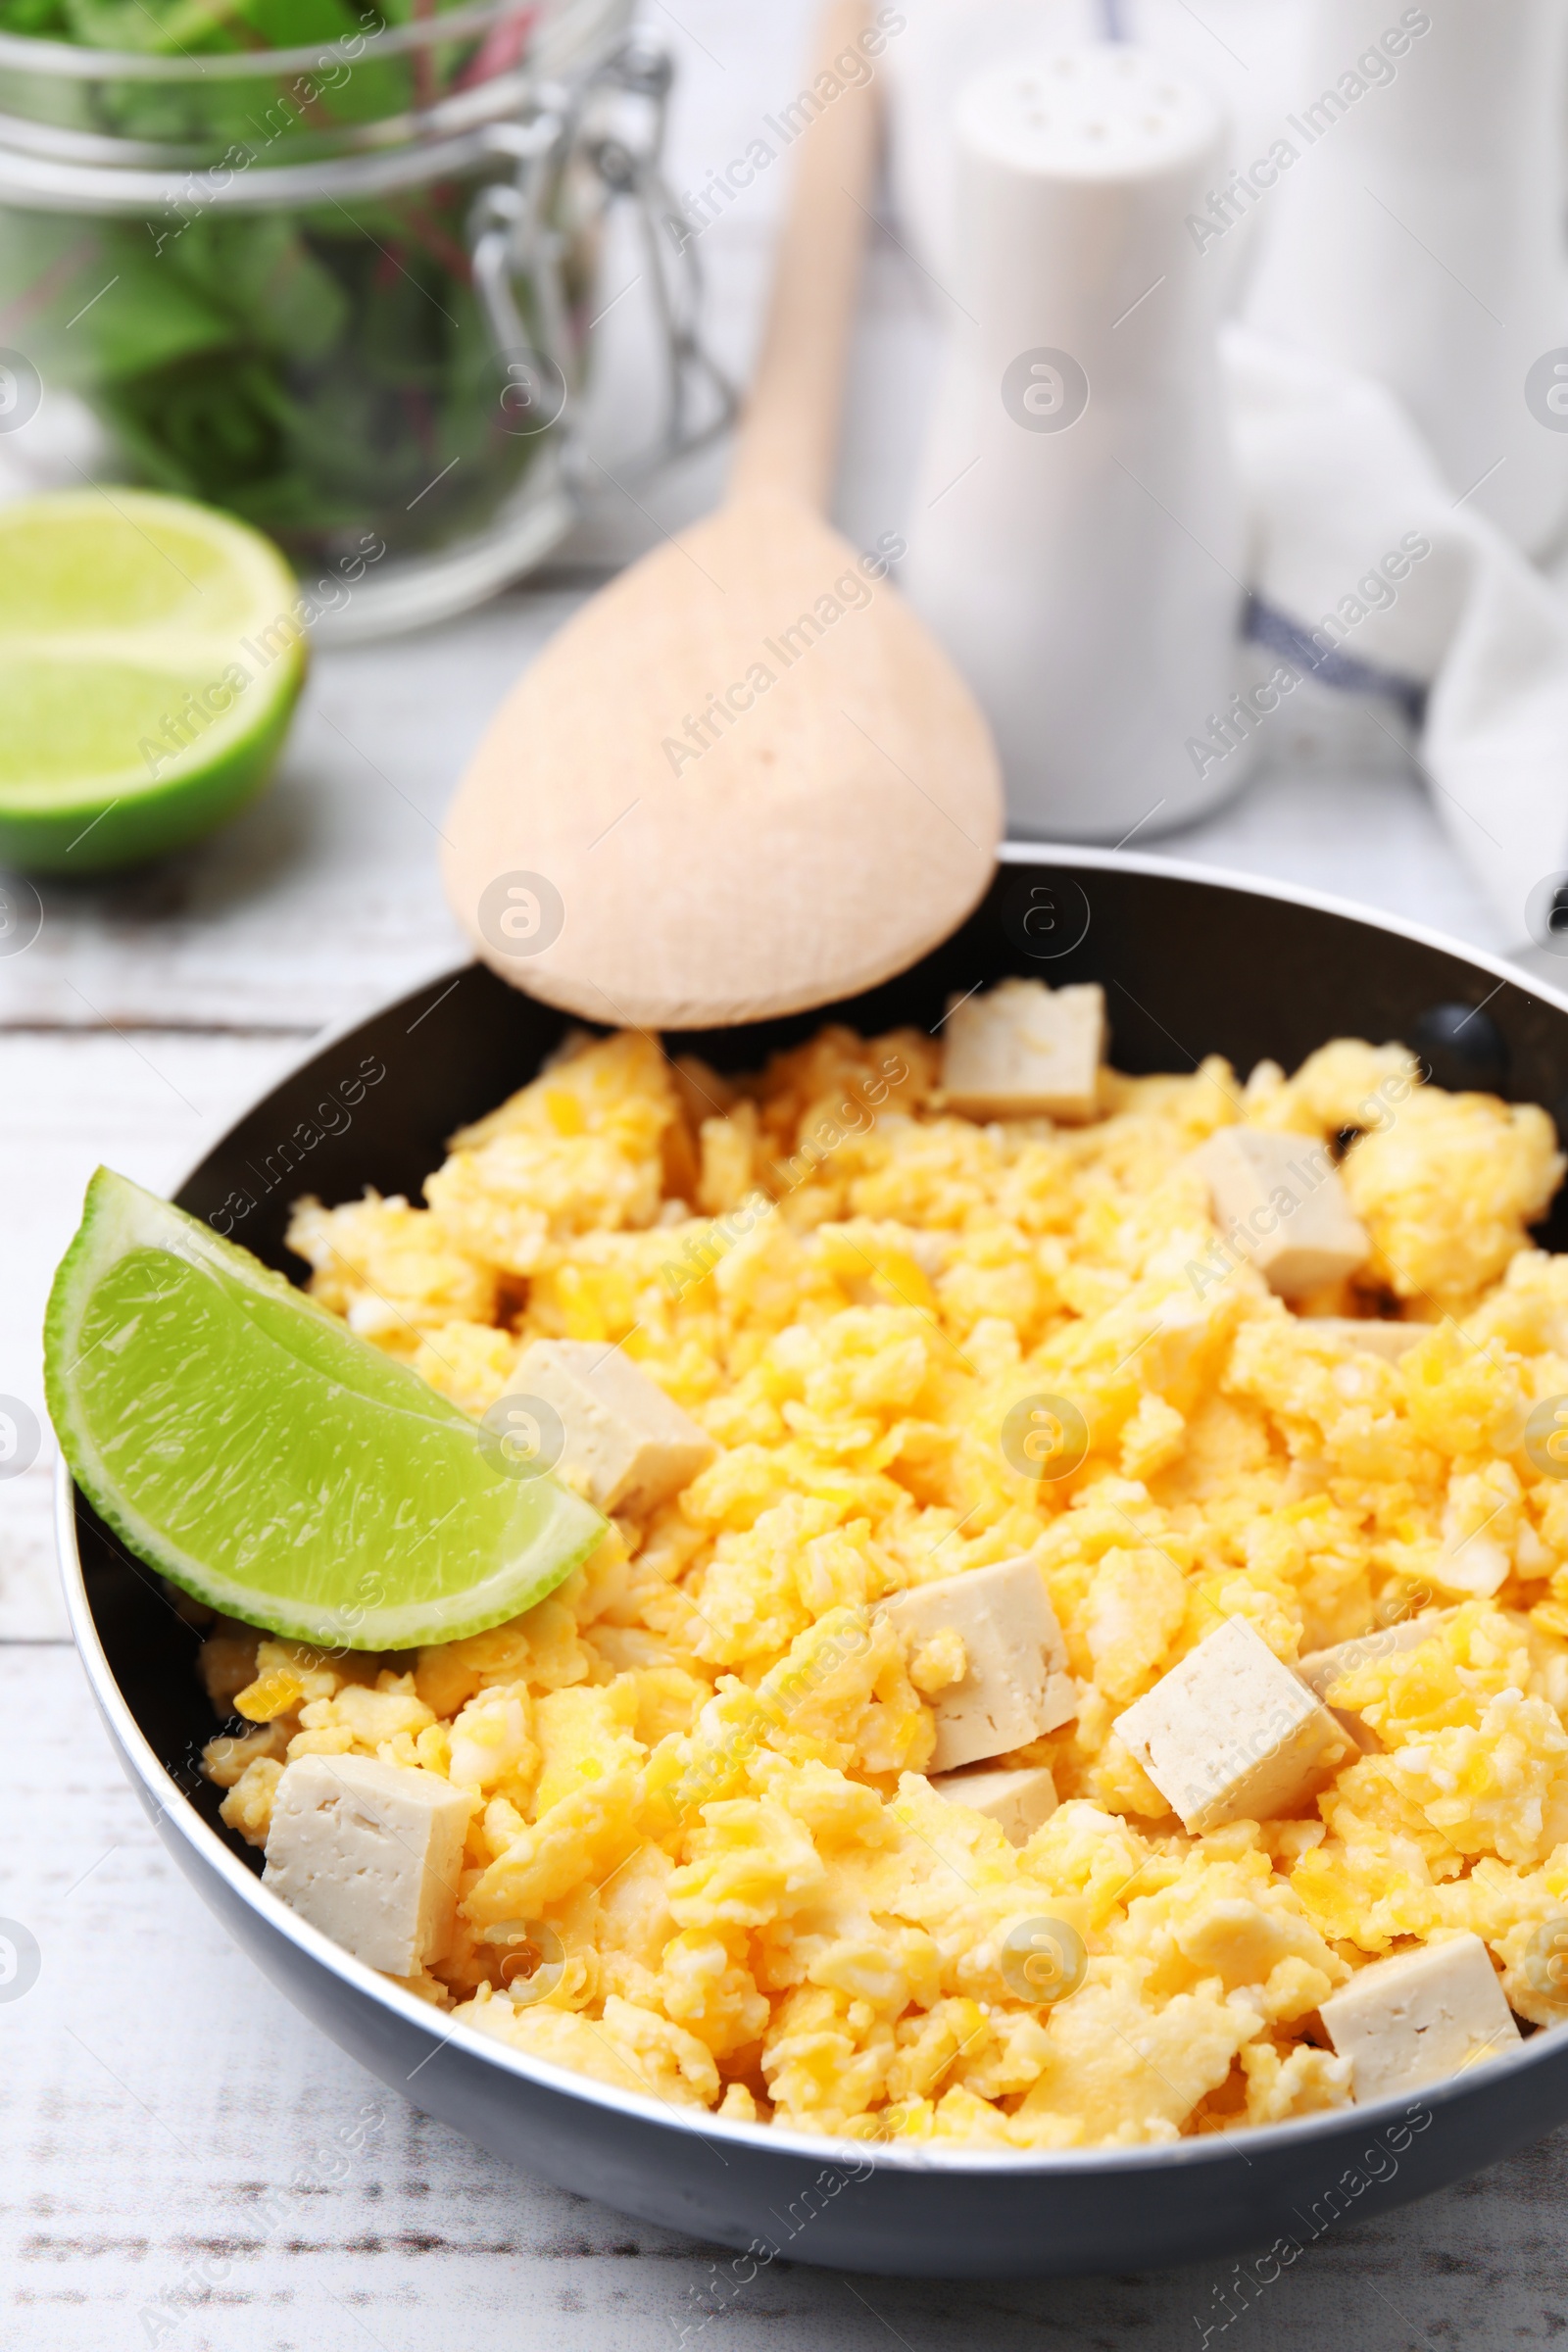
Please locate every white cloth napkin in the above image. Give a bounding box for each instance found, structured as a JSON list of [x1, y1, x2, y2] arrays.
[[1225, 323, 1568, 944]]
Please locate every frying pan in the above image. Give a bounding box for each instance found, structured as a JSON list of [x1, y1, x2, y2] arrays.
[[57, 847, 1568, 2278]]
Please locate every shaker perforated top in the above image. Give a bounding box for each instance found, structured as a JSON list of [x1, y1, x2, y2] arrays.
[[958, 44, 1221, 181]]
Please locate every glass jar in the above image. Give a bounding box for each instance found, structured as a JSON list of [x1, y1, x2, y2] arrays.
[[0, 1, 730, 635]]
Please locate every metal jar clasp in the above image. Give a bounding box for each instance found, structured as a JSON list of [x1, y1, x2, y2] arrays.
[[468, 29, 734, 505]]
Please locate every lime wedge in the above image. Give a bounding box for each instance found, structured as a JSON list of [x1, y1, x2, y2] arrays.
[[0, 491, 307, 873], [45, 1169, 606, 1649]]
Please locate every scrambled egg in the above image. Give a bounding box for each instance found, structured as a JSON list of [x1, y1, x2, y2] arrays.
[[200, 1022, 1568, 2145]]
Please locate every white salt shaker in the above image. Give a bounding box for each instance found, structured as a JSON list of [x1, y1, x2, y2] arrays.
[[1245, 0, 1568, 557], [901, 46, 1249, 842], [885, 0, 1098, 287], [886, 0, 1303, 300]]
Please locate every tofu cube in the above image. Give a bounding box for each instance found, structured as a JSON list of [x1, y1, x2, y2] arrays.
[[1297, 1611, 1450, 1752], [883, 1555, 1077, 1772], [1319, 1934, 1521, 2101], [512, 1339, 715, 1515], [930, 1763, 1058, 1846], [263, 1753, 472, 1978], [1198, 1128, 1369, 1298], [941, 979, 1104, 1122], [1114, 1615, 1352, 1834], [1298, 1316, 1421, 1359]]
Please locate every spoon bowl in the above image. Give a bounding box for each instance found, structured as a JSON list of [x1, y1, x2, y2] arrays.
[[442, 495, 1001, 1029], [443, 0, 1004, 1029]]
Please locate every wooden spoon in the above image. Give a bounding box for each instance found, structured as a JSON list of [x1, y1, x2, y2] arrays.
[[441, 0, 1003, 1032]]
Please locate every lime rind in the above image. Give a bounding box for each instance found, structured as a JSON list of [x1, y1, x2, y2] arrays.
[[47, 1169, 607, 1650], [0, 650, 294, 806], [0, 489, 307, 873], [3, 691, 299, 872]]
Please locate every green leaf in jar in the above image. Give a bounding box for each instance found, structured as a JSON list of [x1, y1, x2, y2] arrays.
[[0, 0, 570, 566], [228, 0, 369, 47], [0, 213, 234, 382], [99, 350, 295, 503], [156, 214, 351, 362], [0, 0, 72, 32], [62, 0, 267, 55]]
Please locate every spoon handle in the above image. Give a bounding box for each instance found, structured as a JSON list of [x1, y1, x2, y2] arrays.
[[726, 0, 880, 513]]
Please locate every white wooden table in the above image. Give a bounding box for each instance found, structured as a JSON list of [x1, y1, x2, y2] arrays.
[[4, 3, 1565, 2341]]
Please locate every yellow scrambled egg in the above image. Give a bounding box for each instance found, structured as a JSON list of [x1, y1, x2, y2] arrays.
[[200, 1022, 1568, 2145]]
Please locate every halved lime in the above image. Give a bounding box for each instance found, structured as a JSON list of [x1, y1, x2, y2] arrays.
[[45, 1170, 606, 1649], [0, 490, 306, 873]]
